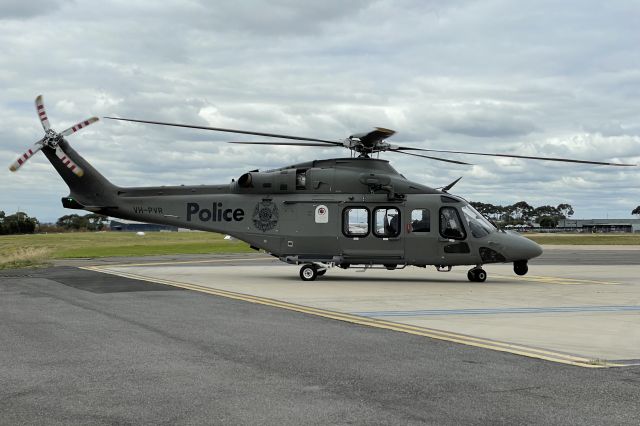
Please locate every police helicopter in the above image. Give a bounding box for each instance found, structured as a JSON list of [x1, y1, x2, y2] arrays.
[[9, 96, 635, 281]]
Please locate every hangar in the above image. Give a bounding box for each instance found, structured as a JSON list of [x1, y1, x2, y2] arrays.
[[557, 218, 640, 233]]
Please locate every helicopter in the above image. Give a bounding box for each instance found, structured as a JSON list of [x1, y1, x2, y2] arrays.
[[9, 95, 636, 281]]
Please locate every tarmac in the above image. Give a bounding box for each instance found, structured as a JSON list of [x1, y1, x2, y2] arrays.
[[1, 247, 639, 424], [84, 247, 640, 367]]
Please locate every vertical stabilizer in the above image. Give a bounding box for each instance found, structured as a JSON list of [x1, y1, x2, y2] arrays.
[[41, 139, 119, 210]]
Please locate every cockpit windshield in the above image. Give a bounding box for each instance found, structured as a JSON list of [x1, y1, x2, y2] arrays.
[[461, 204, 497, 238]]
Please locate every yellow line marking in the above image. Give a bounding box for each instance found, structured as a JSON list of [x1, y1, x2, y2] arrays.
[[491, 273, 619, 286], [81, 265, 625, 369]]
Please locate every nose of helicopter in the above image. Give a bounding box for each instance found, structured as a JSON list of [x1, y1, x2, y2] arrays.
[[507, 233, 543, 260]]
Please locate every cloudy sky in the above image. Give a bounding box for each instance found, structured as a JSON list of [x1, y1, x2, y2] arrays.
[[1, 0, 639, 222]]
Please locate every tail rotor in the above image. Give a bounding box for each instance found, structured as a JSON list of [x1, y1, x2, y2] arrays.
[[8, 95, 98, 176]]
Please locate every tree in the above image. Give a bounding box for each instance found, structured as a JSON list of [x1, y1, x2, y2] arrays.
[[0, 211, 38, 234], [511, 201, 534, 222], [632, 206, 640, 217], [85, 214, 108, 231], [56, 214, 86, 230], [533, 205, 559, 221], [56, 213, 109, 231], [556, 203, 574, 219], [539, 216, 558, 228]]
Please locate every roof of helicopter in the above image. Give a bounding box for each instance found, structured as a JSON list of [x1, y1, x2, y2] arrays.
[[266, 157, 400, 174]]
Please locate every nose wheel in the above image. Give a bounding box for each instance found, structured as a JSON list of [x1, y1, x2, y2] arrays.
[[467, 267, 487, 282], [514, 260, 528, 276]]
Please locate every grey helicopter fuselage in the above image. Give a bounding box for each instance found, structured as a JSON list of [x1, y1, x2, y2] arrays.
[[47, 138, 542, 274]]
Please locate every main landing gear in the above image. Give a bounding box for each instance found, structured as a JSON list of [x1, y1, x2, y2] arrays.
[[467, 267, 487, 282], [299, 263, 326, 281]]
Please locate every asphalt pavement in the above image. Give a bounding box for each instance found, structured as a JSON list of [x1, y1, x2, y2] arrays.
[[1, 252, 639, 424]]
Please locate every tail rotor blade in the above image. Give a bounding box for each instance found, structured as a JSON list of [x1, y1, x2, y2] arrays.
[[60, 117, 99, 137], [55, 146, 84, 177], [35, 95, 51, 130], [9, 141, 44, 172]]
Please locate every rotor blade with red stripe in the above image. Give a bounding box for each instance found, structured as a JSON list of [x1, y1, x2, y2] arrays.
[[60, 117, 99, 136], [8, 141, 44, 172], [35, 95, 50, 130], [55, 146, 84, 177]]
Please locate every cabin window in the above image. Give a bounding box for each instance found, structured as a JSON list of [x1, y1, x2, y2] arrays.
[[411, 209, 430, 232], [439, 207, 466, 240], [373, 207, 401, 238], [343, 207, 369, 237], [296, 171, 307, 189]]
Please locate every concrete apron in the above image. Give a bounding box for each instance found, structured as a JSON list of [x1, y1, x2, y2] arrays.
[[84, 258, 640, 368]]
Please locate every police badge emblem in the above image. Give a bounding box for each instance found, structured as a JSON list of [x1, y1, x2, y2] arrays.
[[253, 200, 278, 232]]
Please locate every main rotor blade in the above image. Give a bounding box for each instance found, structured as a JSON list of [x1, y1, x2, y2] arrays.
[[105, 117, 340, 145], [390, 150, 472, 165], [228, 141, 342, 147], [9, 140, 44, 172], [397, 146, 635, 167], [35, 95, 50, 130], [60, 117, 99, 136]]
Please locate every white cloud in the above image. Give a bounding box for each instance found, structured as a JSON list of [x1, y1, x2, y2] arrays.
[[1, 0, 639, 221]]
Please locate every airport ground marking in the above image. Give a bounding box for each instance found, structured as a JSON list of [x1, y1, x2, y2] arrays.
[[353, 305, 640, 317], [86, 257, 618, 286], [490, 273, 619, 286], [82, 264, 626, 369]]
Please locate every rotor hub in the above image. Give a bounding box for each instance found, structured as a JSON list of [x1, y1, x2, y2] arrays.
[[43, 129, 61, 147]]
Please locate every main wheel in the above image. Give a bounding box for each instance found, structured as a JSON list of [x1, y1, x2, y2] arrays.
[[514, 260, 528, 276], [300, 264, 318, 281]]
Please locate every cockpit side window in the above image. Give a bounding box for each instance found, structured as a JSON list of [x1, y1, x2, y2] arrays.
[[461, 204, 496, 238], [439, 207, 466, 240]]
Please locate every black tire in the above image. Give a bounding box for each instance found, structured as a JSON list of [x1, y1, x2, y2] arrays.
[[476, 269, 487, 282], [384, 264, 397, 270], [467, 270, 476, 282], [300, 264, 318, 281], [514, 261, 528, 276], [317, 269, 327, 276], [339, 263, 350, 269]]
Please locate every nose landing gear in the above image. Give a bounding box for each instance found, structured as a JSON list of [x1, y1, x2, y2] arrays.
[[467, 267, 487, 282], [514, 260, 528, 276]]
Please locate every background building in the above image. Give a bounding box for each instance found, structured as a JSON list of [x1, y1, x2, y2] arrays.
[[557, 219, 640, 233]]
